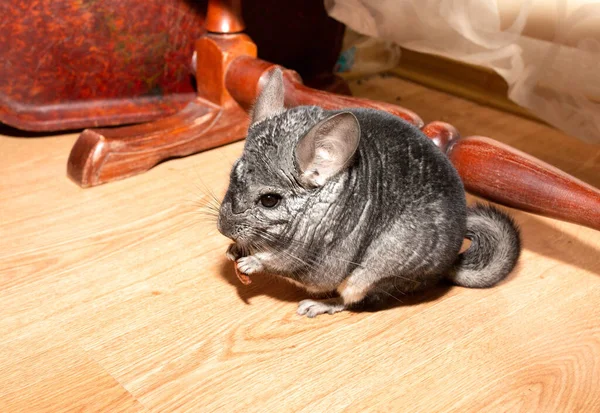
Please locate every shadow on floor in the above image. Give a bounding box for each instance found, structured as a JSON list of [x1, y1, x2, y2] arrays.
[[219, 258, 455, 313]]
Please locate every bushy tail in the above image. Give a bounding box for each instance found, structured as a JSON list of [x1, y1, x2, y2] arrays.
[[448, 204, 521, 288]]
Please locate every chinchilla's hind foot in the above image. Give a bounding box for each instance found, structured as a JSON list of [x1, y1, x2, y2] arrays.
[[297, 298, 345, 318]]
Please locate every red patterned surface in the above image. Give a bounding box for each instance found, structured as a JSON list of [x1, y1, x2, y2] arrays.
[[0, 0, 207, 130]]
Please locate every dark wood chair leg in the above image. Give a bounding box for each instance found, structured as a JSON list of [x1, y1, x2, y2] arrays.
[[445, 135, 600, 230]]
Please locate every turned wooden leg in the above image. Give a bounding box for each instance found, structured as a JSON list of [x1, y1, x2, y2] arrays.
[[446, 136, 600, 230], [225, 56, 425, 126], [416, 123, 600, 231]]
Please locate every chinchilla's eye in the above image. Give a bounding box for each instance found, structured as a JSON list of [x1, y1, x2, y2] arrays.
[[259, 193, 282, 208]]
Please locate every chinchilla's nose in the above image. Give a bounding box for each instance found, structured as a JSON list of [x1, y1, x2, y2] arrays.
[[217, 212, 235, 239], [217, 200, 240, 240]]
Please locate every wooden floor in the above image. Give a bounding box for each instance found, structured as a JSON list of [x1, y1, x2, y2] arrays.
[[1, 76, 599, 412]]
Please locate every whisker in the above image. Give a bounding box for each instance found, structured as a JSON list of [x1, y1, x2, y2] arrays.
[[248, 229, 321, 273], [186, 162, 224, 210], [257, 238, 319, 272], [248, 227, 375, 277], [373, 284, 405, 304], [193, 204, 220, 214]]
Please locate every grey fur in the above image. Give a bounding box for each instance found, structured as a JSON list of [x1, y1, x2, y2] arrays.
[[449, 204, 521, 288], [217, 68, 521, 317]]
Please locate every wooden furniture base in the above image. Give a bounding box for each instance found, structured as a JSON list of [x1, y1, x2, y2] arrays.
[[67, 0, 600, 232], [68, 31, 255, 186]]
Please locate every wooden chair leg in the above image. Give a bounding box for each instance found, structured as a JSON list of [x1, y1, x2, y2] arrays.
[[445, 135, 600, 230]]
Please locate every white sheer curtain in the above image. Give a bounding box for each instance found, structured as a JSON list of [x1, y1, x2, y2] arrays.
[[326, 0, 600, 144]]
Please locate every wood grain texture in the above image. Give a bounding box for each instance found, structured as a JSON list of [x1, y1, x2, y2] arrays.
[[1, 76, 599, 412]]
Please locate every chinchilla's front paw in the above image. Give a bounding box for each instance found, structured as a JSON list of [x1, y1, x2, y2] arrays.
[[226, 243, 242, 261], [236, 256, 264, 275]]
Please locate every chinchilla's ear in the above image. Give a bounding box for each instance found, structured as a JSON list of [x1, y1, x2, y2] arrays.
[[295, 112, 360, 187], [250, 67, 285, 124]]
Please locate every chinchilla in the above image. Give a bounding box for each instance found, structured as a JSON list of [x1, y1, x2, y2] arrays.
[[217, 68, 521, 318]]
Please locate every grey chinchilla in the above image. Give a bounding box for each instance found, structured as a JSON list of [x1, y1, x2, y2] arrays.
[[217, 68, 521, 318]]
